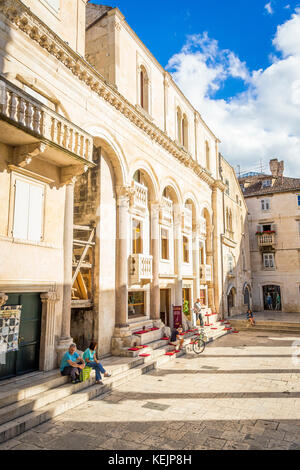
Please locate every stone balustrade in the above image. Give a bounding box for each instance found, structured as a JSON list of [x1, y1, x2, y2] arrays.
[[133, 181, 148, 210], [130, 254, 153, 284], [160, 197, 173, 223], [200, 264, 212, 283], [257, 233, 276, 247], [0, 77, 93, 162], [183, 207, 193, 231]]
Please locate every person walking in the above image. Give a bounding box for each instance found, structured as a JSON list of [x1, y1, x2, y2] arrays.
[[193, 298, 204, 327], [83, 341, 111, 385]]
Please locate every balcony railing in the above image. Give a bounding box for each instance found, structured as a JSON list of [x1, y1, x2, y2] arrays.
[[200, 264, 212, 283], [0, 77, 93, 162], [199, 216, 207, 237], [160, 197, 173, 223], [133, 181, 148, 210], [183, 207, 193, 232], [257, 233, 276, 247], [130, 254, 153, 284]]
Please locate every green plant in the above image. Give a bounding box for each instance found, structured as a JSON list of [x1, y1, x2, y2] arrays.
[[183, 300, 189, 315]]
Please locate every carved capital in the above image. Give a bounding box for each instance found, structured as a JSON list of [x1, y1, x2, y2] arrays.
[[13, 142, 48, 168], [40, 292, 59, 304], [0, 293, 8, 308], [116, 185, 135, 206]]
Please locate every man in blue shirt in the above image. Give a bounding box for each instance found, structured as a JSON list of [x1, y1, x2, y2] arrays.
[[60, 343, 85, 384]]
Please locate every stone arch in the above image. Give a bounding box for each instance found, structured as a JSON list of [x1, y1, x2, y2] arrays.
[[160, 178, 183, 207], [129, 160, 160, 203], [83, 125, 128, 187]]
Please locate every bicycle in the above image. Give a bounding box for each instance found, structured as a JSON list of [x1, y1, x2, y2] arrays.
[[193, 328, 207, 354]]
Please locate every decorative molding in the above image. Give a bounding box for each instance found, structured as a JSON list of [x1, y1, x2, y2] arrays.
[[0, 0, 215, 187], [8, 164, 55, 185], [0, 293, 8, 307], [13, 142, 48, 167]]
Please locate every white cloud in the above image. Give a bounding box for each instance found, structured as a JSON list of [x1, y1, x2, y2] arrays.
[[265, 2, 274, 14], [166, 9, 300, 176]]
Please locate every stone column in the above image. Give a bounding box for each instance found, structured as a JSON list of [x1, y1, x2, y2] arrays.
[[115, 186, 130, 329], [174, 210, 183, 306], [57, 180, 75, 361], [40, 292, 59, 371], [206, 250, 215, 311], [111, 186, 132, 355], [193, 232, 200, 303], [150, 201, 160, 321]]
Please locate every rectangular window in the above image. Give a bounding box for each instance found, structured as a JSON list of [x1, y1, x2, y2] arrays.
[[200, 289, 206, 306], [132, 219, 143, 254], [183, 236, 190, 263], [161, 228, 169, 260], [263, 253, 275, 269], [43, 0, 60, 13], [13, 178, 44, 242], [128, 291, 145, 317], [298, 195, 300, 207], [261, 199, 270, 211]]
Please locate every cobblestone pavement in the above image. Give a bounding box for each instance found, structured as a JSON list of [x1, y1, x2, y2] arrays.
[[2, 330, 300, 450]]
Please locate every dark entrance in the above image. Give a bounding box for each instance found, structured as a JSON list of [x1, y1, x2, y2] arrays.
[[244, 286, 250, 309], [0, 293, 42, 380], [227, 288, 235, 317], [160, 289, 170, 326], [263, 286, 282, 311]]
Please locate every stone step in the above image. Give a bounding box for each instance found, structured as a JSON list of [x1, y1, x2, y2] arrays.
[[0, 373, 69, 409], [229, 320, 300, 333], [0, 347, 185, 444]]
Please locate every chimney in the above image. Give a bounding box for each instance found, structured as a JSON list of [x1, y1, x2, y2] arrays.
[[269, 159, 284, 179]]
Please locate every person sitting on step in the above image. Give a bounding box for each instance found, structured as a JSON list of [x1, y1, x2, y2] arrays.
[[246, 309, 255, 326], [83, 341, 111, 385], [60, 343, 85, 384], [169, 326, 184, 351]]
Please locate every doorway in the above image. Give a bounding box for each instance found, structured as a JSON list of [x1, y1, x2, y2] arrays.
[[227, 288, 235, 317], [263, 285, 282, 311], [0, 293, 42, 380], [160, 289, 170, 326], [182, 288, 191, 316]]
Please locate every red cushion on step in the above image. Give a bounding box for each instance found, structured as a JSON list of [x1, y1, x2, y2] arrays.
[[224, 328, 232, 331], [139, 354, 151, 357], [165, 352, 176, 356], [232, 331, 239, 333], [161, 337, 170, 340], [211, 328, 218, 330], [128, 348, 140, 351]]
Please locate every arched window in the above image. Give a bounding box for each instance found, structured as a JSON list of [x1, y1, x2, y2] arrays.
[[140, 66, 149, 113], [177, 107, 182, 145], [227, 254, 234, 274], [182, 114, 188, 150], [205, 141, 210, 170]]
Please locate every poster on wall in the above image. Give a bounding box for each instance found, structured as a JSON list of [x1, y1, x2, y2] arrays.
[[0, 306, 22, 354], [173, 305, 182, 329]]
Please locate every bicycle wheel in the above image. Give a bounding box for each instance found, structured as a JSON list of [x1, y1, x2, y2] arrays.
[[193, 339, 205, 354]]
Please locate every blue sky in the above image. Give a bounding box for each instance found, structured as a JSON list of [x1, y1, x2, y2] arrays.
[[89, 0, 300, 176]]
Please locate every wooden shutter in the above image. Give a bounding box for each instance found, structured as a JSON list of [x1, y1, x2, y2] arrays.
[[13, 180, 30, 239], [28, 184, 44, 242]]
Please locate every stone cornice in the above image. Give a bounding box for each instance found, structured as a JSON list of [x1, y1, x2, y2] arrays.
[[0, 0, 216, 188]]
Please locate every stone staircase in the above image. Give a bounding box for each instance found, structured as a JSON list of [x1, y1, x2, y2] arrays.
[[0, 318, 233, 445], [229, 317, 300, 334]]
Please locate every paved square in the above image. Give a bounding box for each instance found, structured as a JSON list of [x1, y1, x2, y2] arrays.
[[2, 330, 300, 450]]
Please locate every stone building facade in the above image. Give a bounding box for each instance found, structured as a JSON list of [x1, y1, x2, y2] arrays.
[[0, 0, 250, 379], [239, 159, 300, 313]]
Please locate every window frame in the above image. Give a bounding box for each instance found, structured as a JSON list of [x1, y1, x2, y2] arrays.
[[11, 174, 45, 243], [263, 253, 275, 269], [261, 198, 270, 211], [132, 218, 143, 255], [182, 235, 190, 264], [160, 227, 170, 261]]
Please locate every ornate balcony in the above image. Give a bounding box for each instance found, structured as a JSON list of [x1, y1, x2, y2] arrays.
[[199, 216, 207, 237], [130, 254, 153, 284], [257, 233, 276, 248], [200, 264, 212, 283], [0, 77, 94, 173], [183, 207, 193, 232], [132, 181, 148, 210], [160, 197, 173, 224]]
